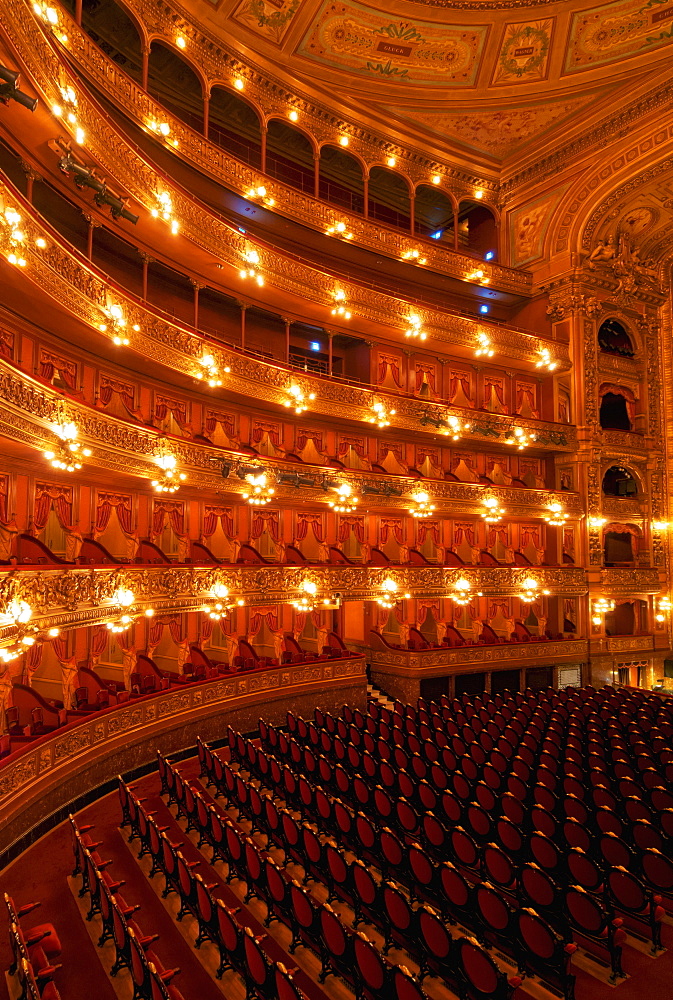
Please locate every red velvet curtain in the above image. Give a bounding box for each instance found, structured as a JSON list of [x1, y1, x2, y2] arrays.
[[0, 330, 13, 359], [338, 517, 365, 542], [25, 643, 43, 679], [599, 384, 636, 422], [39, 353, 77, 390], [489, 601, 511, 618], [0, 475, 7, 525], [153, 499, 185, 536], [248, 608, 280, 636], [252, 510, 279, 540], [520, 525, 540, 547], [449, 371, 471, 402], [416, 446, 439, 468], [296, 429, 324, 452], [380, 519, 404, 544], [488, 525, 509, 545], [155, 396, 188, 427], [484, 377, 505, 405], [563, 528, 574, 556], [205, 410, 236, 438], [515, 383, 538, 415], [252, 423, 281, 446], [99, 375, 136, 412], [418, 520, 440, 544], [90, 625, 109, 658], [116, 626, 135, 650], [96, 493, 133, 534], [378, 355, 402, 387], [454, 523, 475, 546], [338, 437, 366, 458], [415, 365, 436, 392], [202, 505, 235, 538], [34, 483, 73, 531], [148, 616, 185, 647], [296, 513, 325, 542], [418, 601, 440, 624], [50, 636, 70, 662]]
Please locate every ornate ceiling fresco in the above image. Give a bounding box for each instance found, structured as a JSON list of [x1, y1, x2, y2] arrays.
[[184, 0, 673, 164]]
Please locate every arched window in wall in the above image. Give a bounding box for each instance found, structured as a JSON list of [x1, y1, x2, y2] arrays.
[[148, 42, 204, 132], [266, 120, 314, 193], [602, 466, 638, 498], [598, 318, 634, 358], [209, 88, 262, 167], [319, 146, 364, 214], [458, 200, 497, 257], [367, 168, 410, 232], [81, 0, 143, 84], [599, 384, 635, 431], [414, 185, 455, 245]]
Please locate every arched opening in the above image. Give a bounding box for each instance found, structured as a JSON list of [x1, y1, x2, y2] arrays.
[[319, 146, 364, 214], [602, 466, 638, 498], [147, 42, 204, 132], [598, 318, 634, 358], [81, 0, 143, 84], [605, 601, 638, 637], [603, 526, 638, 566], [458, 200, 497, 256], [414, 185, 455, 245], [367, 167, 411, 232], [209, 88, 262, 167], [266, 120, 314, 193], [599, 392, 632, 430]]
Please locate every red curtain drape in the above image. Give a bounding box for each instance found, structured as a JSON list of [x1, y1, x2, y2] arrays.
[[0, 476, 7, 525], [0, 330, 14, 359], [205, 410, 236, 438], [96, 493, 133, 534], [90, 625, 109, 658], [488, 525, 509, 545], [338, 437, 366, 458], [378, 355, 402, 387], [599, 384, 636, 422], [98, 375, 136, 412], [34, 483, 73, 531], [148, 616, 185, 647], [338, 516, 365, 542], [25, 643, 43, 680], [252, 423, 281, 446], [417, 520, 440, 544], [415, 446, 439, 469], [116, 626, 135, 650], [296, 429, 324, 452], [155, 395, 188, 427], [515, 383, 538, 416], [449, 371, 471, 402], [454, 523, 476, 546], [252, 510, 279, 540], [153, 499, 185, 537], [296, 514, 325, 542], [484, 377, 505, 405], [202, 505, 235, 538], [489, 601, 511, 619], [418, 601, 440, 624], [563, 528, 574, 556], [248, 608, 280, 636], [605, 523, 640, 552], [520, 525, 541, 547], [380, 519, 404, 544], [39, 352, 77, 390], [415, 365, 436, 392]]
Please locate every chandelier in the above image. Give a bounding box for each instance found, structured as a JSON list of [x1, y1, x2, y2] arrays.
[[544, 502, 568, 527], [1, 206, 27, 267], [1, 600, 59, 661], [588, 516, 606, 528], [151, 453, 186, 493], [151, 190, 179, 234], [655, 596, 672, 623], [239, 249, 264, 286], [368, 400, 396, 429], [375, 578, 410, 610], [410, 491, 436, 518], [506, 427, 535, 450], [443, 414, 471, 441], [203, 584, 244, 621], [329, 482, 359, 513], [32, 1, 68, 42], [106, 589, 155, 633], [482, 497, 505, 523], [592, 597, 615, 626], [243, 472, 275, 505], [284, 383, 315, 415], [246, 184, 276, 208], [405, 314, 426, 341], [99, 303, 139, 345], [326, 221, 353, 240], [44, 420, 92, 472], [475, 333, 494, 358], [450, 578, 482, 606], [536, 347, 558, 372], [196, 354, 229, 387], [519, 577, 550, 603], [290, 580, 331, 613], [467, 268, 490, 285], [51, 86, 85, 145], [401, 249, 427, 265], [331, 289, 352, 320]]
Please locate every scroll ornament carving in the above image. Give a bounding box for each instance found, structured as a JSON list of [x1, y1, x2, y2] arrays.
[[585, 236, 662, 303], [546, 293, 602, 321]]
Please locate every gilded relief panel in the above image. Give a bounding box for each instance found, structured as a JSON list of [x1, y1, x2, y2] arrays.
[[233, 0, 302, 44], [492, 19, 554, 85], [296, 1, 488, 85], [510, 190, 566, 266], [565, 0, 673, 73]]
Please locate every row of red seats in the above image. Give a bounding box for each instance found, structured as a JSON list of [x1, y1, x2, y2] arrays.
[[4, 893, 63, 1000]]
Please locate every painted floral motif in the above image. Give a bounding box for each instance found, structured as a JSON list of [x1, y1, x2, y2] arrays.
[[234, 0, 301, 44], [493, 20, 553, 84], [566, 0, 673, 71]]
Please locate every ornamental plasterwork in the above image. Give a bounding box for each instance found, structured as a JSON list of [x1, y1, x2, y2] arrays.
[[361, 639, 588, 672], [598, 568, 663, 595], [0, 563, 590, 646], [60, 21, 528, 294], [0, 362, 584, 517]]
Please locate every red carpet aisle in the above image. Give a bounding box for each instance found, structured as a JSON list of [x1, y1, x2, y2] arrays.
[[1, 757, 672, 1000]]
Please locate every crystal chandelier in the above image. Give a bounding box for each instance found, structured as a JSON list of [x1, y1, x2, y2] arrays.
[[410, 491, 436, 518], [482, 497, 505, 523], [375, 578, 410, 610], [152, 453, 186, 493], [544, 502, 568, 527], [328, 482, 359, 513], [519, 577, 550, 603], [203, 584, 244, 621], [44, 421, 91, 471], [243, 472, 275, 505]]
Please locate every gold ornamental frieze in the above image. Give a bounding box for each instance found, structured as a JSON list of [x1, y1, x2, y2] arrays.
[[0, 359, 583, 515], [58, 12, 529, 296], [0, 563, 589, 646], [598, 567, 662, 595], [0, 2, 561, 368]]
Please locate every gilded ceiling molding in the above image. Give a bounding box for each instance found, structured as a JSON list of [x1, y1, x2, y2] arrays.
[[0, 563, 590, 646], [0, 360, 583, 516], [3, 8, 549, 362], [61, 20, 528, 294], [105, 0, 500, 192], [0, 182, 574, 444]]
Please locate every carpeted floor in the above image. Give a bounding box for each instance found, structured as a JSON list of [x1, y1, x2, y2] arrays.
[[1, 753, 672, 1000]]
